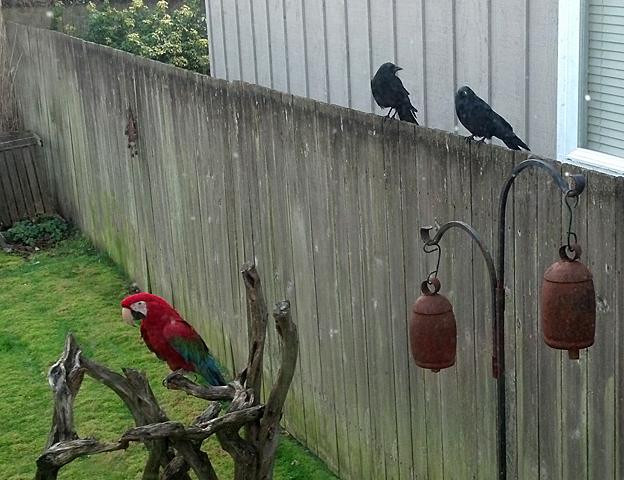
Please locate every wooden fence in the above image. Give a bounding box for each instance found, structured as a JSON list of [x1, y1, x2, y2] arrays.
[[8, 23, 624, 480], [0, 131, 52, 227]]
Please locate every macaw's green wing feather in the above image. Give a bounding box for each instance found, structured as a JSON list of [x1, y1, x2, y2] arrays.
[[165, 322, 226, 386]]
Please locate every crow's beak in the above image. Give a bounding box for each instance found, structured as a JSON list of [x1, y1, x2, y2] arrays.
[[395, 66, 403, 72], [122, 307, 136, 326]]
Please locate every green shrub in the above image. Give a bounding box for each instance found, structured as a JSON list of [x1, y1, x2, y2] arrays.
[[4, 215, 71, 248], [50, 3, 64, 32], [79, 0, 210, 75]]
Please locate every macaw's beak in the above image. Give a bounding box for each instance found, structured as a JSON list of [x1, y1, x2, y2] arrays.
[[122, 307, 137, 326]]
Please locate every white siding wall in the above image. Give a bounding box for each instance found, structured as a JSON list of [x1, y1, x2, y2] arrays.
[[206, 0, 558, 157]]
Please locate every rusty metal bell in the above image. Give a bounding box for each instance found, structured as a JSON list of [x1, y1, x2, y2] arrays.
[[541, 244, 596, 359], [410, 278, 457, 372]]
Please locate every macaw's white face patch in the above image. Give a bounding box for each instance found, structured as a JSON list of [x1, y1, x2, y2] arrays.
[[130, 301, 147, 317], [122, 300, 147, 326]]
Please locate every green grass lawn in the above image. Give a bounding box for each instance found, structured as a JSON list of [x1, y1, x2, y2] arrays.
[[0, 237, 338, 480]]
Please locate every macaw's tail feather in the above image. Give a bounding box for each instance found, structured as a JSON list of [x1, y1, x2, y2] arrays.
[[197, 355, 227, 386], [165, 324, 227, 386], [397, 102, 419, 125]]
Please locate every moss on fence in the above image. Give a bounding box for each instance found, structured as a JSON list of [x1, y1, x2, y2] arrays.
[[0, 3, 22, 131]]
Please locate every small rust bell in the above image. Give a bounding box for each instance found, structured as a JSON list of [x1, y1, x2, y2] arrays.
[[410, 278, 457, 372], [541, 244, 596, 359]]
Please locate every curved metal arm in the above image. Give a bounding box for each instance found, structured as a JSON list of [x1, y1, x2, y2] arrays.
[[420, 221, 499, 375], [499, 156, 585, 276], [420, 221, 497, 295], [506, 156, 585, 197]]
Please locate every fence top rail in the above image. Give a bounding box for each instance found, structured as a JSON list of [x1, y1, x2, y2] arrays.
[[0, 131, 40, 152]]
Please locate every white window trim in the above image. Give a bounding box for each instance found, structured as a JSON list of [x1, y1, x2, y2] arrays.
[[556, 0, 624, 176]]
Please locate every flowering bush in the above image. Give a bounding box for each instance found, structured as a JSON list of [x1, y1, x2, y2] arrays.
[[56, 0, 210, 75]]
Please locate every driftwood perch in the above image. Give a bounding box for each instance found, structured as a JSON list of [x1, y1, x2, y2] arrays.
[[35, 264, 298, 480]]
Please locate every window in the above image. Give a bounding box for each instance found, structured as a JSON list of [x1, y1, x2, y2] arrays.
[[557, 0, 624, 175], [585, 1, 624, 156]]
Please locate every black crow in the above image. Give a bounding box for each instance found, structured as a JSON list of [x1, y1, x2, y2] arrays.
[[371, 62, 419, 124], [455, 85, 529, 151]]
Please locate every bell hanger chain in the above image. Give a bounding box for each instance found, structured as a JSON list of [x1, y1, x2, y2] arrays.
[[423, 242, 442, 284], [564, 190, 579, 253]]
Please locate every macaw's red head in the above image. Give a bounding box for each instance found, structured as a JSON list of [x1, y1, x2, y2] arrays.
[[120, 292, 176, 327]]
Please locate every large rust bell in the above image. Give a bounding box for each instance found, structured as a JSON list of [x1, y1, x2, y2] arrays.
[[410, 278, 457, 372], [541, 244, 596, 359]]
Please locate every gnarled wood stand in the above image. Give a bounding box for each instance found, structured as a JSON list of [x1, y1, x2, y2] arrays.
[[35, 264, 299, 480]]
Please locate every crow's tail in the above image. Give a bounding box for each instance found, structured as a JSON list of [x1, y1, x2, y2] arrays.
[[501, 132, 530, 151], [197, 354, 227, 386], [397, 102, 419, 125]]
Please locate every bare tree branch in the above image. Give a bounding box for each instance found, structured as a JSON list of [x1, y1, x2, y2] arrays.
[[257, 301, 298, 479], [164, 372, 235, 401], [241, 263, 268, 404], [45, 334, 84, 449], [121, 406, 264, 442], [161, 455, 189, 480], [37, 439, 127, 469], [168, 439, 218, 480], [193, 402, 222, 425], [262, 301, 298, 424], [162, 402, 224, 478]]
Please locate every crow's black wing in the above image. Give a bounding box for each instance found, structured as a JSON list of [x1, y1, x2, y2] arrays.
[[387, 76, 412, 105], [457, 96, 494, 137], [371, 71, 401, 109], [490, 109, 514, 135], [371, 77, 387, 107]]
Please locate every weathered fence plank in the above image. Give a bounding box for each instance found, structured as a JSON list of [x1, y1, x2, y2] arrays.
[[333, 108, 365, 480], [536, 167, 564, 480], [468, 141, 497, 479], [400, 121, 429, 480], [382, 119, 410, 480], [561, 163, 589, 480], [362, 115, 395, 480], [9, 23, 624, 480], [615, 177, 624, 480], [344, 109, 374, 478], [312, 102, 345, 475], [266, 91, 306, 439], [514, 165, 539, 480], [200, 76, 235, 372], [586, 172, 617, 480], [446, 135, 477, 480], [499, 148, 519, 480], [289, 95, 324, 460]]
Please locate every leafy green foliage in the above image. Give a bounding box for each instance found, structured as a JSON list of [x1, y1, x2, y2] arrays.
[[4, 215, 71, 248], [79, 0, 210, 74], [49, 3, 65, 32]]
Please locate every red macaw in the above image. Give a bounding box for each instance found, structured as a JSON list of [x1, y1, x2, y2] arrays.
[[121, 292, 226, 386]]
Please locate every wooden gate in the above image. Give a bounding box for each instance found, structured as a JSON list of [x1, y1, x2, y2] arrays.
[[0, 131, 52, 227]]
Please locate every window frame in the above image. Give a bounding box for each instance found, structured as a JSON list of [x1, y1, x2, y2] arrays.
[[556, 0, 624, 176]]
